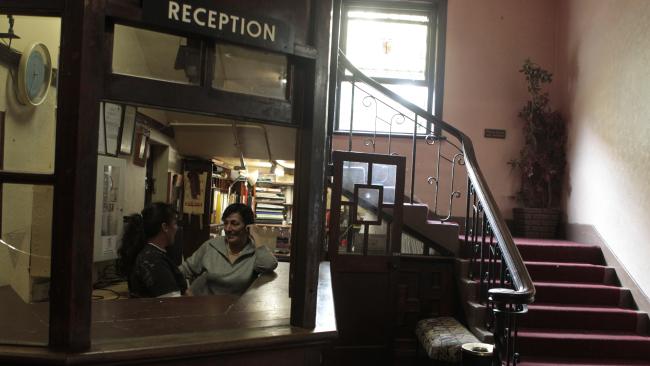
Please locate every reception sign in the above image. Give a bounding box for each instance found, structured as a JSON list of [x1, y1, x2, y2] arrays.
[[143, 0, 294, 53]]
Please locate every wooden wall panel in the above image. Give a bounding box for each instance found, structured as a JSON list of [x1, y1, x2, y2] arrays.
[[395, 256, 455, 340]]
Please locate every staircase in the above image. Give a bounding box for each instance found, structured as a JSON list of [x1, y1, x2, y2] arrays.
[[336, 51, 535, 364], [461, 237, 650, 365]]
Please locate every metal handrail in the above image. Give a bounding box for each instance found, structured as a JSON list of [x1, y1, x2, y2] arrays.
[[338, 50, 535, 306]]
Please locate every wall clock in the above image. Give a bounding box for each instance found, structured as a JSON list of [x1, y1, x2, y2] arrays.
[[16, 42, 53, 106]]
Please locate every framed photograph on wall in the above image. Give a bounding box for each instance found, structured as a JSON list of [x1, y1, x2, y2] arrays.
[[103, 102, 123, 156], [120, 105, 137, 155], [98, 103, 106, 155], [132, 126, 149, 167]]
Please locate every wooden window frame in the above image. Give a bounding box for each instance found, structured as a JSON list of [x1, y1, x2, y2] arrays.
[[333, 0, 448, 136]]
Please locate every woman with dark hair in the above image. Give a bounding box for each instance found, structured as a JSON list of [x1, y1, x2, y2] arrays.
[[179, 203, 278, 295], [119, 202, 188, 298]]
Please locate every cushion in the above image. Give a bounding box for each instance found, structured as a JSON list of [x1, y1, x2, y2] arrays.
[[415, 317, 479, 362]]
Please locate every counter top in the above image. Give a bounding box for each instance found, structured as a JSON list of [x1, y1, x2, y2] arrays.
[[0, 262, 336, 365]]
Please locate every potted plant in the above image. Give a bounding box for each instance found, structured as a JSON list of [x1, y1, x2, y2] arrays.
[[509, 59, 567, 238]]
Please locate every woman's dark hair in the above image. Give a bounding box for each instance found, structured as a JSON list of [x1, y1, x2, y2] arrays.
[[118, 202, 177, 276], [221, 203, 255, 226]]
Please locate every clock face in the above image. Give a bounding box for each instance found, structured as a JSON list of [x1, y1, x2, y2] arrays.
[[26, 51, 47, 100], [16, 43, 52, 106]]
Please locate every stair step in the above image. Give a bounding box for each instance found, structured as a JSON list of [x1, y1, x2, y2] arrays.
[[522, 304, 643, 332], [513, 237, 596, 246], [517, 329, 650, 360], [517, 242, 604, 264], [464, 260, 612, 284], [524, 261, 612, 284], [460, 238, 605, 264], [518, 357, 650, 365], [534, 282, 628, 307]]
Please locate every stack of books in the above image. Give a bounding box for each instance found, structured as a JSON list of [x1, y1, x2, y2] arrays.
[[255, 187, 285, 224]]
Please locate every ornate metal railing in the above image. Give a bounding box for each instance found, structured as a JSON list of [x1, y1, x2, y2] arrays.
[[337, 75, 466, 222], [335, 51, 535, 365]]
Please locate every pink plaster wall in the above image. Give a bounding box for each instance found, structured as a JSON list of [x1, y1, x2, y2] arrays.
[[333, 0, 560, 219], [555, 0, 650, 302]]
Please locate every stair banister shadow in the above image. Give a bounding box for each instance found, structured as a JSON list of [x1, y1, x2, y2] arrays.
[[336, 50, 535, 365]]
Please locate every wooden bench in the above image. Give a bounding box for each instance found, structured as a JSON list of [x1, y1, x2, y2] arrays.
[[415, 317, 479, 364]]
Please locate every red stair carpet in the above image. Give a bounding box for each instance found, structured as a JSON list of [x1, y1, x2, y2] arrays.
[[512, 238, 650, 365]]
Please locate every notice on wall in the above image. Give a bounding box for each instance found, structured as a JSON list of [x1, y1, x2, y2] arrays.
[[183, 171, 207, 215], [484, 129, 507, 139]]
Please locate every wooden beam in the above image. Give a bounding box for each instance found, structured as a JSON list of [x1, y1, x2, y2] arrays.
[[104, 73, 294, 125], [49, 0, 105, 351], [0, 0, 63, 15], [290, 0, 332, 329], [0, 171, 55, 185], [134, 112, 174, 139]]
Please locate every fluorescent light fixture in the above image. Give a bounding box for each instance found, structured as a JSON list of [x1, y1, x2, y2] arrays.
[[276, 160, 295, 169], [248, 161, 273, 168]]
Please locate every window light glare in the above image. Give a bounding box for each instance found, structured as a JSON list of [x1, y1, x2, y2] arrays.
[[248, 161, 273, 168], [276, 160, 295, 169], [347, 11, 428, 23]]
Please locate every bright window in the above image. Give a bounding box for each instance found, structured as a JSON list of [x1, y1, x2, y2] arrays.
[[345, 11, 429, 80], [336, 3, 446, 135]]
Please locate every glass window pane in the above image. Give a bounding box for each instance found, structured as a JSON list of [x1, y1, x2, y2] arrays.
[[112, 25, 200, 85], [0, 15, 59, 174], [212, 43, 287, 100], [0, 183, 53, 346], [342, 161, 368, 196], [384, 84, 428, 111], [355, 187, 380, 223], [337, 204, 362, 255], [367, 221, 388, 256], [371, 164, 397, 204], [338, 81, 426, 134], [345, 11, 428, 80]]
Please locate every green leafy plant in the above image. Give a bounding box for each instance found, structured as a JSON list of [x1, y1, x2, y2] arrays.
[[509, 59, 567, 208]]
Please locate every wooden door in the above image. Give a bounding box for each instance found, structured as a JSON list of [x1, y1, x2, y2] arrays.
[[328, 151, 406, 365]]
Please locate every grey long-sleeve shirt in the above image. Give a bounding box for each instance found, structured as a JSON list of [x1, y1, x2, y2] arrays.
[[179, 237, 278, 295]]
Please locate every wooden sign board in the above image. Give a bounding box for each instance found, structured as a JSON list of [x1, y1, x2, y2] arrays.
[[143, 0, 294, 54]]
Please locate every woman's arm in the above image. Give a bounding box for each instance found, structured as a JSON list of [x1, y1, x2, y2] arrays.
[[248, 225, 279, 273], [178, 240, 208, 281], [253, 245, 278, 273]]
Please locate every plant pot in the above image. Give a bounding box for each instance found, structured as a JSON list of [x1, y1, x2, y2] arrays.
[[512, 207, 561, 239]]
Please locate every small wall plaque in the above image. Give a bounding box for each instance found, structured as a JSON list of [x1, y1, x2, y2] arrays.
[[484, 129, 506, 139]]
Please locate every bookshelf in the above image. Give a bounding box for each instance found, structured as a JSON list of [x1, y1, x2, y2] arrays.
[[254, 181, 293, 260], [208, 169, 293, 260], [209, 167, 254, 230]]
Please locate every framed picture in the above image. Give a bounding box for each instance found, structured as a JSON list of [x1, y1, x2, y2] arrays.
[[352, 184, 383, 225], [120, 105, 137, 155], [103, 102, 123, 157], [132, 126, 149, 167], [98, 103, 106, 155]]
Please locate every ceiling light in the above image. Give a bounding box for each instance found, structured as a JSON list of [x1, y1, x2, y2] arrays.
[[276, 160, 295, 169], [248, 161, 273, 168]]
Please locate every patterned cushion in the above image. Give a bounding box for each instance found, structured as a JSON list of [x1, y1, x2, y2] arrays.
[[416, 317, 479, 362]]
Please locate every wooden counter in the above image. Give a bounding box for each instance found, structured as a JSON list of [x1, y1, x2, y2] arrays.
[[0, 262, 337, 365]]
